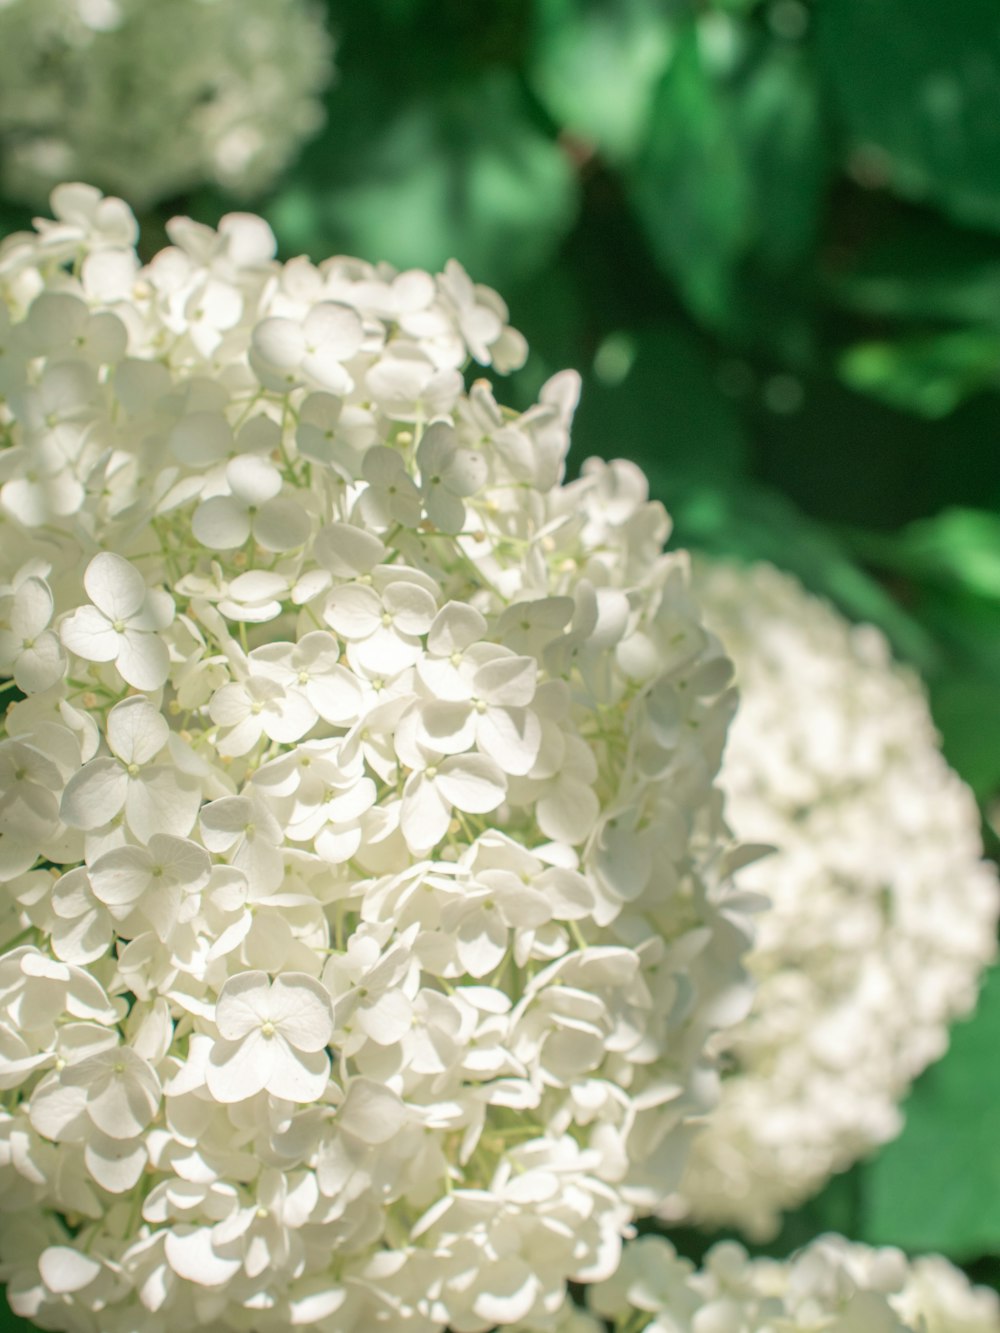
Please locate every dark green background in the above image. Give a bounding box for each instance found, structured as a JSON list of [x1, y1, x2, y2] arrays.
[[3, 0, 1000, 1321]]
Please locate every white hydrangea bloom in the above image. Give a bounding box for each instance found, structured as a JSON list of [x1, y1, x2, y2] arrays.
[[0, 0, 332, 207], [563, 1233, 1000, 1333], [670, 560, 1000, 1238], [0, 187, 754, 1332]]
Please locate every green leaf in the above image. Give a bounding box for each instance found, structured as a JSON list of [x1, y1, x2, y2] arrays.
[[628, 21, 828, 341], [269, 69, 578, 287], [931, 673, 1000, 801], [863, 964, 1000, 1259], [569, 323, 748, 487], [915, 585, 1000, 679], [840, 329, 1000, 417], [831, 208, 1000, 327], [819, 0, 1000, 233], [526, 0, 676, 163], [0, 1290, 34, 1331], [855, 508, 1000, 600], [629, 21, 751, 327], [732, 39, 829, 275], [670, 484, 940, 671], [502, 260, 589, 408]]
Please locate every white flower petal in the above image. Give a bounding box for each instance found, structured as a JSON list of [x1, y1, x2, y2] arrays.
[[270, 974, 334, 1052], [107, 696, 169, 766], [227, 454, 283, 507], [39, 1247, 102, 1295], [61, 758, 128, 830], [427, 600, 487, 656], [200, 795, 253, 851], [83, 551, 147, 621], [536, 779, 601, 844], [193, 496, 251, 551], [472, 1257, 539, 1325], [336, 1078, 407, 1144], [254, 496, 311, 552], [28, 1078, 88, 1140], [11, 576, 53, 638], [383, 580, 437, 635], [206, 1031, 273, 1103], [125, 768, 201, 842], [15, 633, 65, 694], [51, 905, 111, 965], [164, 1227, 242, 1287], [264, 1038, 330, 1102], [477, 707, 541, 777], [323, 584, 381, 639], [168, 411, 233, 466], [436, 754, 506, 815], [209, 683, 253, 729], [60, 604, 121, 663], [116, 628, 169, 691], [419, 701, 476, 755], [474, 654, 537, 707], [314, 521, 386, 577], [356, 989, 412, 1045], [456, 911, 508, 978], [252, 317, 306, 370], [400, 772, 451, 852], [215, 971, 271, 1040], [306, 666, 363, 726], [444, 447, 488, 497], [89, 846, 153, 908], [85, 1133, 148, 1193], [304, 302, 363, 360]]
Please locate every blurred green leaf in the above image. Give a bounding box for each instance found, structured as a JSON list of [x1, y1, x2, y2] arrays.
[[831, 208, 1000, 327], [819, 0, 1000, 233], [504, 260, 590, 407], [863, 965, 1000, 1259], [912, 584, 1000, 679], [0, 1290, 33, 1331], [931, 673, 1000, 801], [629, 21, 828, 345], [570, 323, 748, 486], [756, 367, 1000, 530], [629, 21, 750, 326], [734, 38, 828, 275], [0, 199, 31, 239], [840, 330, 1000, 417], [527, 0, 676, 163], [270, 69, 578, 286], [670, 483, 940, 670], [763, 1164, 868, 1256], [850, 508, 1000, 600], [664, 1162, 868, 1268]]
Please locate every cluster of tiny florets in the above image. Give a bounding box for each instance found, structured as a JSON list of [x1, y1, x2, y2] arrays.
[[0, 0, 332, 207], [670, 559, 1000, 1238], [527, 1233, 1000, 1333], [0, 185, 753, 1332]]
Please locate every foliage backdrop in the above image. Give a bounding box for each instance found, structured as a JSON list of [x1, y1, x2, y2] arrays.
[[2, 0, 1000, 1321]]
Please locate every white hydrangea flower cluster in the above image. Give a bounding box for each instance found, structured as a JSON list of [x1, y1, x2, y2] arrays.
[[0, 0, 332, 207], [0, 184, 754, 1332], [671, 560, 1000, 1238], [524, 1233, 1000, 1333]]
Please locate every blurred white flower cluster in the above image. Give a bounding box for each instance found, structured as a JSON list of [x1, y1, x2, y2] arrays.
[[0, 0, 332, 207], [671, 559, 1000, 1237], [0, 185, 754, 1332], [516, 1233, 1000, 1332]]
